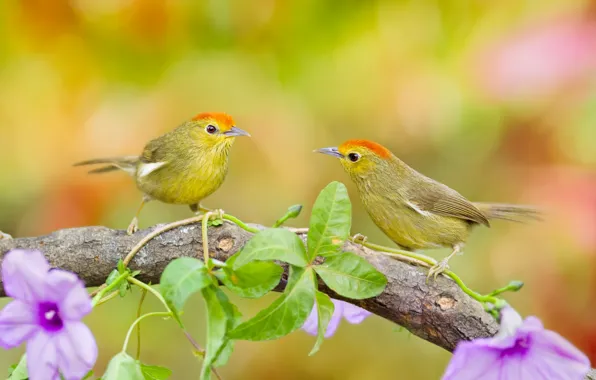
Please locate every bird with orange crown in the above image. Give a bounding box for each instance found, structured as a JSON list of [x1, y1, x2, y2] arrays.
[[316, 139, 539, 280], [75, 112, 250, 235]]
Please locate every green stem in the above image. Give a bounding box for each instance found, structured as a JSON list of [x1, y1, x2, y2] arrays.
[[354, 238, 502, 305], [272, 218, 288, 228], [202, 212, 213, 269], [122, 214, 205, 267], [136, 288, 148, 360], [124, 277, 221, 377], [445, 271, 499, 304], [272, 205, 303, 228], [127, 277, 171, 312], [91, 272, 129, 307], [222, 214, 260, 233], [122, 312, 171, 353], [487, 281, 524, 297], [355, 239, 437, 266], [93, 291, 120, 307], [211, 259, 227, 268]]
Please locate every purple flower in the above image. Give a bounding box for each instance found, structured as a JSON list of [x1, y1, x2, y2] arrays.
[[302, 299, 372, 338], [443, 307, 590, 380], [0, 250, 97, 380]]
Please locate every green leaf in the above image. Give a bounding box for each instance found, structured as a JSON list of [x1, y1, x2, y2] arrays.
[[82, 370, 94, 380], [160, 257, 212, 314], [103, 353, 144, 380], [229, 268, 316, 341], [106, 269, 120, 286], [219, 261, 283, 298], [307, 181, 352, 261], [314, 252, 387, 299], [117, 259, 126, 274], [8, 355, 27, 380], [308, 291, 334, 356], [200, 286, 239, 379], [286, 265, 306, 290], [213, 301, 242, 368], [224, 250, 241, 266], [208, 218, 223, 227], [131, 270, 141, 278], [233, 228, 307, 269], [140, 364, 171, 380], [119, 281, 130, 297]]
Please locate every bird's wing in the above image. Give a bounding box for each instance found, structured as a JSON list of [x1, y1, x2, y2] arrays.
[[406, 181, 490, 227], [138, 138, 170, 177], [141, 137, 168, 163]]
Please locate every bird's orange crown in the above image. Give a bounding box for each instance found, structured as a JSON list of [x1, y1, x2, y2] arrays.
[[339, 139, 392, 159], [192, 112, 235, 130]]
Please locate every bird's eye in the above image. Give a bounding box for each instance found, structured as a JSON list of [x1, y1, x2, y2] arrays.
[[347, 152, 360, 162], [205, 125, 217, 134]]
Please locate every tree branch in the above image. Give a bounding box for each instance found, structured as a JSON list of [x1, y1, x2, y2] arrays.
[[0, 222, 594, 378]]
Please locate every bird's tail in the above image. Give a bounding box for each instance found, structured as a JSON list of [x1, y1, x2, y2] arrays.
[[473, 203, 542, 223], [73, 156, 139, 175]]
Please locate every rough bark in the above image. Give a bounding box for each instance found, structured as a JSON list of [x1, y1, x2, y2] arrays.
[[1, 221, 593, 380]]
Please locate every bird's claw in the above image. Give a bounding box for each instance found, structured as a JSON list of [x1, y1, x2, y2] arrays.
[[0, 231, 12, 240], [352, 233, 368, 244], [426, 259, 449, 282], [215, 209, 225, 220], [208, 209, 225, 221], [127, 217, 139, 235], [198, 206, 225, 220]]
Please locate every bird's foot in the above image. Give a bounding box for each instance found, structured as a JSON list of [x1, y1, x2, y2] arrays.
[[196, 205, 225, 219], [127, 217, 139, 235], [426, 259, 450, 282], [204, 209, 225, 224], [211, 208, 225, 220], [197, 204, 211, 213], [352, 233, 368, 245], [0, 231, 12, 240]]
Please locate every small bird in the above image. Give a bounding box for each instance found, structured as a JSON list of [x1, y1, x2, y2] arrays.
[[315, 139, 539, 279], [75, 112, 250, 235]]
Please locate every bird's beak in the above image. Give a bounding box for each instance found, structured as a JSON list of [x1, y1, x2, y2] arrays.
[[224, 126, 251, 137], [314, 147, 344, 158]]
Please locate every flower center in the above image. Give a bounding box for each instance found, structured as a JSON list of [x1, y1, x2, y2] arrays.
[[501, 333, 533, 358], [38, 302, 63, 332]]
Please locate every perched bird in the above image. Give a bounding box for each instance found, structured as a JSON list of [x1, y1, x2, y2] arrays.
[[75, 112, 250, 235], [315, 139, 539, 279]]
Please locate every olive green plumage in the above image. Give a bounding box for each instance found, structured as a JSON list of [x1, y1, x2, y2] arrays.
[[316, 139, 540, 278], [74, 112, 250, 234]]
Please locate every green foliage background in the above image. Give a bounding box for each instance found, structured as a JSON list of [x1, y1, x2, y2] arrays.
[[1, 0, 595, 378]]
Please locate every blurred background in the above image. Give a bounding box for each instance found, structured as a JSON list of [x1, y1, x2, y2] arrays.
[[1, 0, 595, 378]]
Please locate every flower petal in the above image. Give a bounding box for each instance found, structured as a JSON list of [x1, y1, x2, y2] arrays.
[[27, 330, 60, 380], [44, 269, 91, 321], [497, 306, 524, 338], [2, 250, 49, 303], [324, 301, 343, 338], [499, 350, 543, 380], [340, 302, 372, 324], [301, 305, 319, 336], [520, 316, 544, 332], [442, 341, 502, 380], [54, 322, 98, 380], [0, 300, 39, 348], [527, 328, 591, 379], [301, 300, 343, 338]]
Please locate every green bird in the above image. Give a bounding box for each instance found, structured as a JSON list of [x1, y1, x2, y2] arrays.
[[75, 112, 250, 234], [316, 139, 540, 279]]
